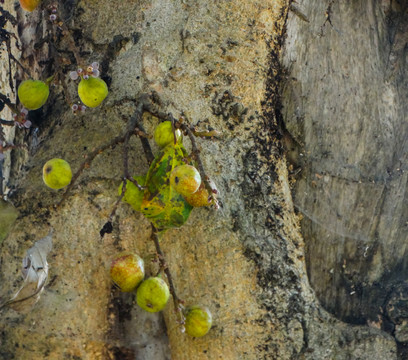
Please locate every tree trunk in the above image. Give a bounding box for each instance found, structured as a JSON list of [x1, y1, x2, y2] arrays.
[[0, 0, 403, 359], [282, 0, 408, 351]]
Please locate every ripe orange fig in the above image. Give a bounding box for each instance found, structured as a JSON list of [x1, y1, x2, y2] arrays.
[[19, 0, 41, 12], [184, 183, 210, 207]]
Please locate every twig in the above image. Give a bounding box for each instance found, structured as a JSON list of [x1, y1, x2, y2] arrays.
[[151, 226, 184, 323], [58, 17, 83, 66], [0, 119, 15, 126], [0, 93, 18, 114], [57, 95, 155, 208], [289, 3, 310, 23], [123, 102, 151, 187], [99, 183, 126, 239], [182, 124, 219, 205], [191, 129, 221, 138], [57, 133, 129, 208]]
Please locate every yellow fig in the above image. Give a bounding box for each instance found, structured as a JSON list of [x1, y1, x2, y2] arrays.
[[184, 183, 210, 207], [18, 79, 49, 110], [42, 158, 72, 190], [184, 306, 212, 337], [170, 165, 201, 197], [110, 253, 145, 292], [136, 277, 170, 313], [77, 77, 108, 108], [118, 175, 146, 212]]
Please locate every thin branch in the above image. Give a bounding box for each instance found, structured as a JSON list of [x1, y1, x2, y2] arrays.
[[151, 226, 184, 323], [0, 93, 18, 114], [58, 17, 83, 66], [99, 181, 126, 239], [57, 133, 129, 208], [0, 119, 15, 126], [182, 124, 219, 205], [191, 129, 221, 138], [57, 95, 155, 207]]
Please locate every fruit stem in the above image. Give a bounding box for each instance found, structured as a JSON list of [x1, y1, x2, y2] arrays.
[[45, 75, 55, 86]]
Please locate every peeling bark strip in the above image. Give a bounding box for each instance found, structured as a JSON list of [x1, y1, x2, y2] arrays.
[[0, 0, 402, 359]]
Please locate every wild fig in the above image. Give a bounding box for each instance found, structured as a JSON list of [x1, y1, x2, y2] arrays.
[[19, 0, 41, 12], [42, 158, 72, 190], [184, 183, 210, 207], [110, 253, 145, 292], [184, 306, 212, 337], [136, 277, 170, 312], [18, 79, 49, 110], [170, 165, 201, 197], [118, 175, 146, 212], [77, 77, 108, 108]]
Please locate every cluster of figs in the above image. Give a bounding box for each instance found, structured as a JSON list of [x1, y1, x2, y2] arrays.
[[110, 252, 212, 338], [40, 121, 213, 338], [20, 0, 213, 339], [18, 62, 108, 112]]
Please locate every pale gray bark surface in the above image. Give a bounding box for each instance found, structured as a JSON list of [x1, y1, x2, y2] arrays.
[[282, 0, 408, 353]]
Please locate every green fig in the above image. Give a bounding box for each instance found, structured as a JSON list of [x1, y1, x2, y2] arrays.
[[78, 77, 108, 108], [110, 253, 145, 292], [154, 121, 182, 148], [18, 79, 49, 110], [184, 306, 212, 337], [136, 277, 170, 312], [170, 165, 201, 197], [42, 158, 72, 190], [118, 175, 146, 212]]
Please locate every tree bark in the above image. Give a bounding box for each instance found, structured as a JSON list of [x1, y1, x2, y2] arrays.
[[282, 0, 408, 347], [0, 0, 402, 359]]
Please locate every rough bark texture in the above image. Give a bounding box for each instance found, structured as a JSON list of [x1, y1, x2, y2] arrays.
[[0, 0, 403, 359], [281, 0, 408, 346]]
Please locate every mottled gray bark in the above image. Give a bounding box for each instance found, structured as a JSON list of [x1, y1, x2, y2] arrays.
[[282, 0, 408, 352], [0, 0, 403, 359]]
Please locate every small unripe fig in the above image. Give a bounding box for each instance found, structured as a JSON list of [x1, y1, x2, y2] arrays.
[[184, 183, 210, 207], [42, 158, 72, 190], [154, 121, 182, 148], [136, 277, 170, 313], [184, 306, 212, 337], [170, 165, 201, 197], [118, 175, 146, 212], [77, 77, 108, 108], [19, 0, 41, 12], [110, 253, 145, 292], [18, 79, 49, 110]]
